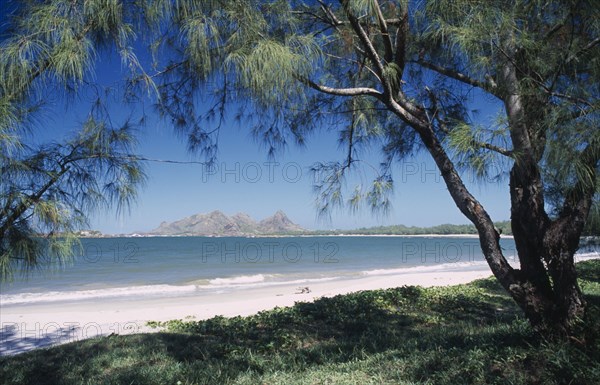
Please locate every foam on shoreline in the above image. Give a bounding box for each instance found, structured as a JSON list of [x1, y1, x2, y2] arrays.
[[0, 261, 491, 306], [2, 252, 598, 357]]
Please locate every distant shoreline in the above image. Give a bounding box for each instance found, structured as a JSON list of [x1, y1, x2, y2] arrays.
[[81, 233, 514, 239], [78, 215, 516, 238]]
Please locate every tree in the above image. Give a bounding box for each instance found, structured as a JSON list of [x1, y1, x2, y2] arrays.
[[150, 0, 599, 336], [2, 0, 598, 338], [0, 0, 145, 278]]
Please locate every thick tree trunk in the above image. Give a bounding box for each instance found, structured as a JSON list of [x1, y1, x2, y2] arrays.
[[498, 52, 588, 336], [379, 12, 592, 338], [540, 208, 589, 335], [504, 145, 587, 335], [510, 220, 586, 335], [414, 113, 588, 337]]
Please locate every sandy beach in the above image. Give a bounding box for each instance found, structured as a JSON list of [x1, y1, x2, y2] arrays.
[[1, 265, 493, 356], [4, 251, 599, 357]]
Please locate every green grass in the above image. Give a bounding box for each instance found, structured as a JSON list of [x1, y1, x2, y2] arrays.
[[2, 260, 600, 385]]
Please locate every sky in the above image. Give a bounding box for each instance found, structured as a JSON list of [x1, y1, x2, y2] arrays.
[[40, 55, 511, 235], [2, 5, 512, 235], [82, 52, 510, 234], [83, 94, 511, 234]]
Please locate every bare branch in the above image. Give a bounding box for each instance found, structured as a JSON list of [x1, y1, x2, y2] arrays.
[[417, 60, 498, 96], [479, 142, 513, 157], [393, 10, 409, 77], [0, 166, 70, 238], [425, 89, 513, 158], [322, 52, 381, 81], [553, 137, 600, 233], [394, 90, 427, 121], [346, 107, 356, 168], [339, 0, 385, 79], [565, 36, 600, 65], [372, 1, 393, 63], [546, 91, 594, 107], [68, 153, 208, 165], [295, 75, 383, 99], [318, 0, 343, 26]]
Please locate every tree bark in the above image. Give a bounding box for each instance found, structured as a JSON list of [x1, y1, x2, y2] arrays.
[[498, 48, 588, 336], [387, 76, 589, 337]]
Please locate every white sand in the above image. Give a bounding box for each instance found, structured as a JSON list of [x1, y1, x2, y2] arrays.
[[0, 266, 493, 356], [3, 248, 598, 357]]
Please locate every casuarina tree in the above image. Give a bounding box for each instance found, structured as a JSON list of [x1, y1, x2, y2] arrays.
[[2, 0, 598, 337], [153, 0, 599, 336], [0, 0, 145, 278]]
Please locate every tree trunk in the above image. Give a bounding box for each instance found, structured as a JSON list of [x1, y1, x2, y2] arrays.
[[380, 15, 592, 339], [507, 157, 587, 336], [495, 51, 589, 336], [414, 114, 588, 338]]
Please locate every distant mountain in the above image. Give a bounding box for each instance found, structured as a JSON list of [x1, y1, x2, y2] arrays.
[[258, 210, 304, 234], [148, 210, 304, 236]]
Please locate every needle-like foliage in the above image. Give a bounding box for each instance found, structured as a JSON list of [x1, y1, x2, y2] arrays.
[[150, 0, 599, 336], [0, 0, 146, 279]]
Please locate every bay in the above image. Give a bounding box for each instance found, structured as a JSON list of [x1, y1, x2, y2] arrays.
[[0, 236, 518, 305]]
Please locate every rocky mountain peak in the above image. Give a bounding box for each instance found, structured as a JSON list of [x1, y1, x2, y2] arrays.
[[148, 211, 304, 236]]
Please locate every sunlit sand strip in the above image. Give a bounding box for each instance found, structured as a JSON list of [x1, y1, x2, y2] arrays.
[[2, 252, 598, 356]]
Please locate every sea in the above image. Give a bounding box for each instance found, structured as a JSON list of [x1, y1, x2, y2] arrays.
[[0, 236, 597, 306]]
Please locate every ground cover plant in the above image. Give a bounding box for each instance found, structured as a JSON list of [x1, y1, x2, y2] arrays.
[[1, 259, 599, 385]]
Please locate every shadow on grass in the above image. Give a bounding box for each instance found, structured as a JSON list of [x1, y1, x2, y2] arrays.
[[2, 263, 600, 385], [0, 322, 83, 356]]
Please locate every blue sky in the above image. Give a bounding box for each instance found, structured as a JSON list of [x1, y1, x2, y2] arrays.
[[30, 56, 513, 235], [85, 100, 511, 234], [2, 6, 512, 235], [80, 53, 511, 234]]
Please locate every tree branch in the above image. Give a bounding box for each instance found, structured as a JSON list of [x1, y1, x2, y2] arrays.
[[558, 138, 600, 222], [295, 75, 383, 99], [425, 88, 512, 158], [546, 90, 595, 107], [372, 0, 393, 63], [416, 60, 499, 96], [479, 142, 513, 157], [317, 0, 343, 27], [565, 36, 600, 65], [339, 0, 385, 79], [393, 9, 409, 78], [0, 166, 70, 238], [388, 97, 520, 291], [322, 52, 381, 81]]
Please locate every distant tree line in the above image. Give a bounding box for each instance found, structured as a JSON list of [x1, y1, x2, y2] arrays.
[[308, 221, 513, 236]]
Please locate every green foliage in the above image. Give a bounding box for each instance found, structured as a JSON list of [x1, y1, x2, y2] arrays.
[[1, 0, 598, 338], [446, 120, 511, 182], [422, 0, 600, 207], [147, 0, 599, 227], [2, 260, 599, 384], [0, 0, 147, 278], [0, 114, 145, 279]]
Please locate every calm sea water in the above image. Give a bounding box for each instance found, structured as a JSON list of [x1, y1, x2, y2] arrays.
[[1, 236, 518, 305]]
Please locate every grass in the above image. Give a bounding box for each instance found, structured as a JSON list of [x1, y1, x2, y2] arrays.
[[2, 260, 600, 385]]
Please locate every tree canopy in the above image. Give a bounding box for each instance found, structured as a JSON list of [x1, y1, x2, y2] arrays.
[[0, 0, 145, 278]]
